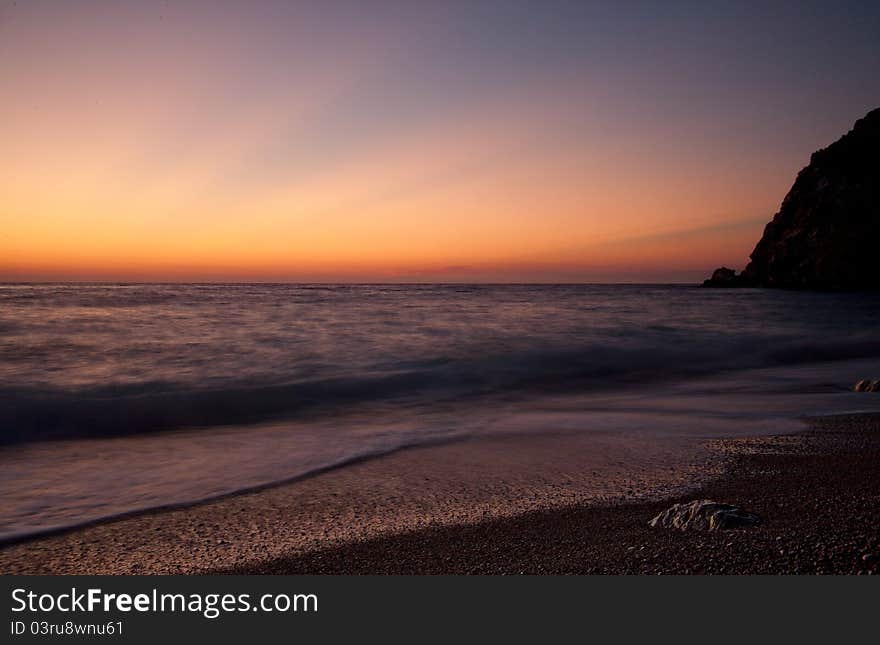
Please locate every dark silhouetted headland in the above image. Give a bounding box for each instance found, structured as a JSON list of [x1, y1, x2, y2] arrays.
[[705, 107, 880, 289]]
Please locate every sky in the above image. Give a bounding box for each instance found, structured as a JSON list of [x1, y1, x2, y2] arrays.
[[2, 1, 879, 282]]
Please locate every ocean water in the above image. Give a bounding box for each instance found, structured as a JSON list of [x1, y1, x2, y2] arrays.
[[3, 283, 880, 540]]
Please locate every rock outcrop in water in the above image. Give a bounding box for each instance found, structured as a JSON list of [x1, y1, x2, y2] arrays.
[[703, 267, 740, 287], [855, 379, 880, 392], [704, 107, 880, 290]]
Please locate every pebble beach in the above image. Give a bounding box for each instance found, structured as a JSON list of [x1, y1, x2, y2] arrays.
[[3, 414, 877, 575]]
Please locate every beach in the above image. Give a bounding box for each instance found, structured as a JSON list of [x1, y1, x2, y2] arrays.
[[2, 413, 878, 575], [3, 284, 880, 575]]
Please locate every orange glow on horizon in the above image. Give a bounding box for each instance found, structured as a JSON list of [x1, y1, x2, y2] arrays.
[[2, 2, 872, 283]]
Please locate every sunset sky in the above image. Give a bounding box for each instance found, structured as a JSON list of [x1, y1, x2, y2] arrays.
[[2, 1, 879, 282]]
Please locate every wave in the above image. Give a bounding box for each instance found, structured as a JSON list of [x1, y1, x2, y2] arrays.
[[4, 332, 880, 445], [0, 432, 465, 545]]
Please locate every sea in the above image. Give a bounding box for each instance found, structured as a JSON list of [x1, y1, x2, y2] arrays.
[[3, 283, 880, 541]]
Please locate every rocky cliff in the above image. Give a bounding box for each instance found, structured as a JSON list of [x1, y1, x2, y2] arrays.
[[704, 107, 880, 289]]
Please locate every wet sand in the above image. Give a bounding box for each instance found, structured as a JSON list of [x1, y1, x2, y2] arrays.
[[2, 415, 878, 575], [0, 429, 715, 574]]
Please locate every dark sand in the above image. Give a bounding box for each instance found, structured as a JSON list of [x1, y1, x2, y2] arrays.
[[2, 414, 878, 575]]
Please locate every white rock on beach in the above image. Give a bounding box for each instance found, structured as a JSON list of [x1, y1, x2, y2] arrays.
[[649, 500, 761, 531]]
